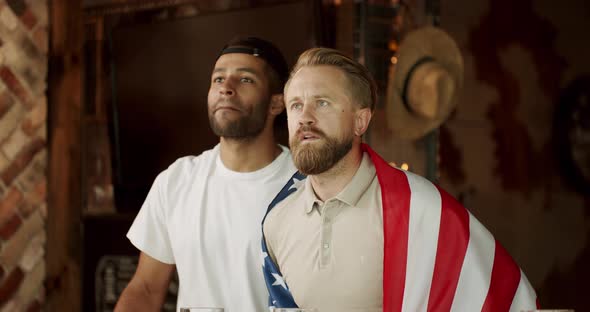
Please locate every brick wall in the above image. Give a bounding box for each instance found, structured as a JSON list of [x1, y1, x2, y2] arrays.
[[0, 0, 47, 311]]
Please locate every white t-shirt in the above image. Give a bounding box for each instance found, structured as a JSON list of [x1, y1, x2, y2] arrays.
[[127, 144, 296, 312]]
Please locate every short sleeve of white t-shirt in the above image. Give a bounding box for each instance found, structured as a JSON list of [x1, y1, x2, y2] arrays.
[[126, 144, 296, 311], [127, 168, 175, 263]]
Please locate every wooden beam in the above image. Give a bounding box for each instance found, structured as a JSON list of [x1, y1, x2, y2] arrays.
[[83, 0, 200, 17], [46, 0, 83, 311]]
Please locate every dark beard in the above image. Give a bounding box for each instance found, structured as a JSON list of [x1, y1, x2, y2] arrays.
[[208, 98, 269, 140], [290, 127, 353, 175]]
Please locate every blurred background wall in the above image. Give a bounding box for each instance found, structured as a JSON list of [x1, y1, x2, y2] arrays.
[[438, 0, 590, 308]]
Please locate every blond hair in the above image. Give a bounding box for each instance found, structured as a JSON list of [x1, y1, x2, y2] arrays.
[[285, 47, 377, 111]]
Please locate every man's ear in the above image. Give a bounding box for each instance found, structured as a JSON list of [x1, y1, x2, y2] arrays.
[[269, 94, 285, 117], [354, 107, 372, 136]]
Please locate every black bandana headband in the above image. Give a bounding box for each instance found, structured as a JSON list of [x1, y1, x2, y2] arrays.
[[217, 37, 289, 85], [220, 46, 263, 57]]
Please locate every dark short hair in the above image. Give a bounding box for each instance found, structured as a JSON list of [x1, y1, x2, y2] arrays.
[[219, 37, 289, 94], [286, 47, 377, 111]]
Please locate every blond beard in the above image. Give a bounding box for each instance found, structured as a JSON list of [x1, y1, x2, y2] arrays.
[[290, 134, 353, 175]]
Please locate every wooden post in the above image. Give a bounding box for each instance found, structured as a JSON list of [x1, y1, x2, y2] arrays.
[[46, 0, 83, 311]]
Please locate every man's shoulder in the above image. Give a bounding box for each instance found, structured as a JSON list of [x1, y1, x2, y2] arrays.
[[370, 156, 437, 196], [165, 146, 218, 177], [147, 147, 219, 195], [265, 179, 307, 226], [380, 164, 468, 226]]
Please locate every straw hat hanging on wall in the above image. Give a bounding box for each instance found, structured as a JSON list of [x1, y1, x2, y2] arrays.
[[386, 26, 464, 139]]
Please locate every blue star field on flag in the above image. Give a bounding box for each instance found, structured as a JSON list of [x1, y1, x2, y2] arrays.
[[261, 171, 306, 308]]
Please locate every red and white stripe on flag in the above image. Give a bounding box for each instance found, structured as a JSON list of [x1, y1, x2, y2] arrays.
[[364, 144, 537, 312]]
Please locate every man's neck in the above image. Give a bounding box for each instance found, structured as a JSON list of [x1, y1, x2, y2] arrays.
[[218, 130, 281, 172], [309, 145, 363, 201]]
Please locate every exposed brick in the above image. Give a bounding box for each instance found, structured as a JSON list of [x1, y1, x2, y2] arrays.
[[0, 66, 33, 110], [0, 188, 22, 226], [0, 267, 24, 305], [25, 1, 46, 27], [18, 180, 45, 218], [16, 200, 34, 218], [0, 299, 21, 312], [16, 258, 44, 305], [38, 203, 45, 219], [32, 180, 44, 202], [19, 8, 36, 29], [0, 138, 44, 185], [0, 154, 9, 175], [0, 7, 18, 31], [21, 68, 42, 99], [0, 103, 24, 143], [34, 124, 45, 141], [0, 211, 43, 269], [18, 230, 44, 271], [1, 38, 45, 99], [16, 35, 44, 69], [20, 98, 45, 136], [26, 300, 40, 312], [1, 128, 30, 160], [15, 149, 45, 193], [6, 0, 26, 16], [17, 38, 45, 94], [0, 213, 21, 240], [31, 27, 47, 54], [0, 92, 14, 119], [26, 180, 44, 205], [0, 0, 47, 307], [36, 285, 44, 305]]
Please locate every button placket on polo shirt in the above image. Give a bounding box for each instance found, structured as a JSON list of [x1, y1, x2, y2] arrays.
[[319, 200, 339, 268]]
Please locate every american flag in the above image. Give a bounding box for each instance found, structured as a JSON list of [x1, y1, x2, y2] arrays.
[[261, 144, 538, 311]]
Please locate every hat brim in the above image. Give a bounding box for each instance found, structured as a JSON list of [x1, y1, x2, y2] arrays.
[[386, 26, 464, 139]]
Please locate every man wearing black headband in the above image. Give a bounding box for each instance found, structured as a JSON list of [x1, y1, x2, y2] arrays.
[[116, 37, 296, 312]]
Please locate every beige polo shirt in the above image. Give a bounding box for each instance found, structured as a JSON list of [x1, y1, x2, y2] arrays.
[[264, 152, 383, 312]]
